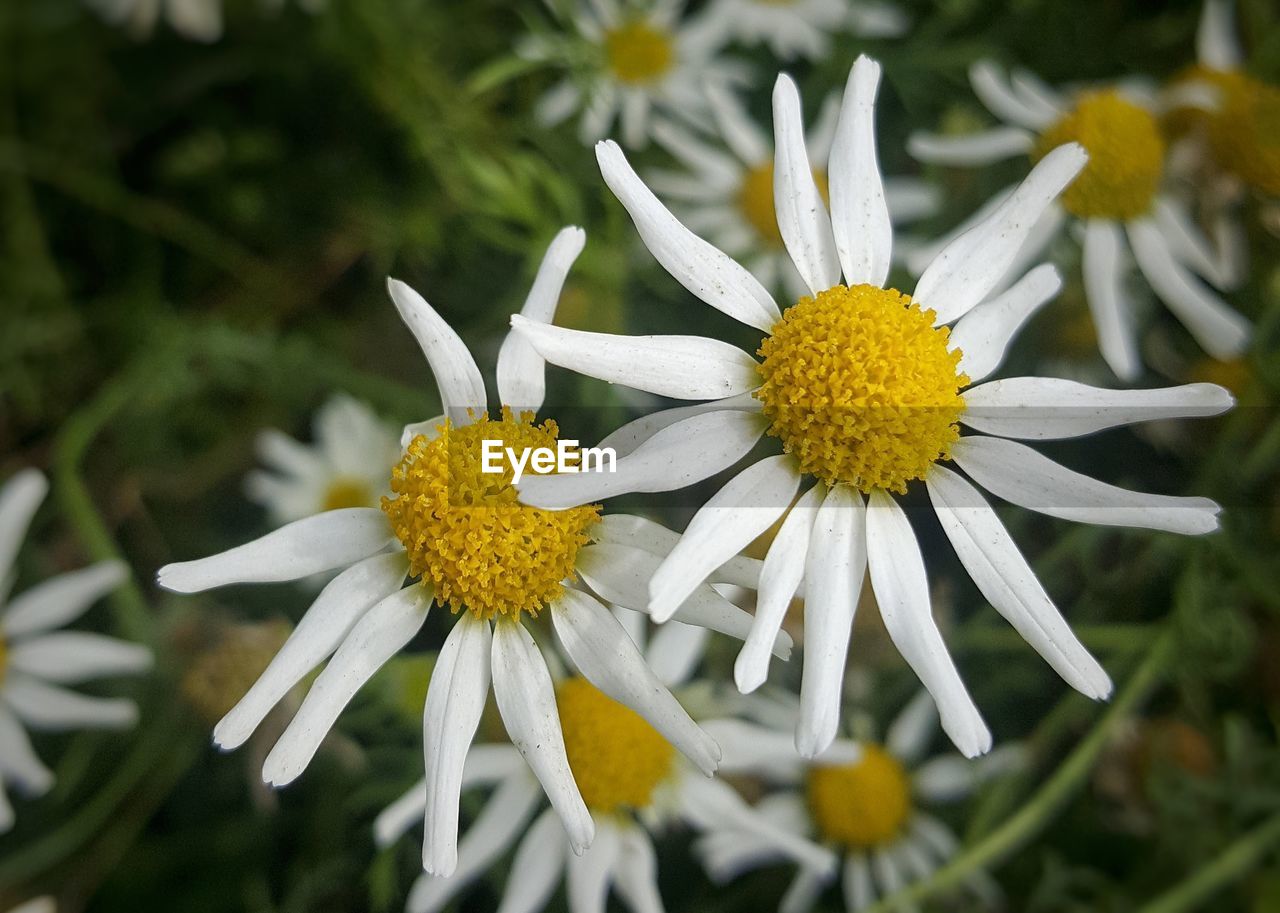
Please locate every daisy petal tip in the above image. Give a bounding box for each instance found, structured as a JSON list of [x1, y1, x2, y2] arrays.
[[155, 563, 199, 594], [422, 844, 458, 878]]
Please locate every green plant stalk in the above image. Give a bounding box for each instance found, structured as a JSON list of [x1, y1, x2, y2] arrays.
[[1136, 811, 1280, 913]]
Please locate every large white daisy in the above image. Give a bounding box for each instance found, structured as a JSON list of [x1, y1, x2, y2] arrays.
[[0, 470, 152, 833], [156, 228, 792, 875], [687, 0, 908, 63], [907, 59, 1253, 381], [374, 612, 831, 913], [510, 57, 1233, 760]]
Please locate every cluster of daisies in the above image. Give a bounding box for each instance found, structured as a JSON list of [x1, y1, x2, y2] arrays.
[[10, 0, 1271, 911]]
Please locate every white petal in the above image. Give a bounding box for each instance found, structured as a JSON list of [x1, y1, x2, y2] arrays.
[[612, 824, 664, 913], [9, 632, 151, 684], [590, 513, 764, 589], [828, 56, 892, 288], [214, 552, 408, 750], [422, 614, 493, 876], [3, 561, 128, 638], [0, 705, 54, 795], [969, 60, 1058, 130], [401, 416, 445, 450], [844, 854, 875, 912], [913, 755, 985, 803], [3, 675, 138, 730], [490, 619, 594, 854], [951, 435, 1223, 535], [373, 779, 426, 848], [1128, 218, 1251, 360], [157, 508, 393, 593], [884, 689, 939, 765], [568, 819, 620, 913], [772, 74, 841, 295], [497, 226, 587, 412], [262, 584, 430, 786], [496, 808, 568, 913], [961, 377, 1234, 440], [551, 589, 720, 774], [1153, 197, 1230, 287], [598, 394, 761, 460], [0, 469, 47, 587], [596, 140, 780, 331], [516, 410, 765, 509], [797, 485, 867, 758], [700, 717, 810, 779], [1082, 219, 1142, 381], [735, 483, 824, 694], [780, 866, 829, 913], [1008, 68, 1067, 122], [705, 79, 771, 165], [866, 490, 991, 758], [949, 264, 1061, 383], [906, 128, 1034, 166], [386, 279, 487, 420], [1198, 0, 1243, 70], [871, 848, 905, 900], [927, 464, 1111, 698], [645, 620, 710, 688], [914, 143, 1088, 325]]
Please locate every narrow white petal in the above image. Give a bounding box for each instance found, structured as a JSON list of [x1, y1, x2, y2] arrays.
[[651, 119, 742, 187], [1153, 197, 1230, 287], [866, 490, 991, 758], [596, 140, 781, 331], [214, 552, 408, 750], [3, 561, 128, 638], [598, 394, 761, 460], [782, 867, 829, 913], [844, 854, 875, 912], [0, 705, 54, 795], [496, 808, 567, 913], [828, 56, 892, 288], [700, 718, 811, 778], [510, 315, 760, 401], [497, 227, 586, 412], [951, 435, 1223, 535], [386, 279, 487, 419], [913, 755, 985, 803], [551, 589, 720, 774], [797, 485, 867, 758], [735, 484, 824, 694], [969, 60, 1057, 130], [3, 675, 138, 730], [907, 128, 1034, 166], [373, 779, 426, 848], [401, 416, 445, 450], [927, 465, 1111, 698], [884, 689, 939, 765], [0, 469, 47, 587], [591, 513, 765, 590], [612, 825, 664, 913], [949, 264, 1061, 383], [914, 143, 1088, 325], [568, 820, 620, 913], [9, 633, 151, 684], [1198, 0, 1243, 70], [422, 615, 493, 876], [871, 847, 905, 899], [705, 80, 771, 165], [262, 585, 430, 786], [962, 377, 1234, 440], [157, 508, 393, 593], [1082, 219, 1142, 381], [645, 620, 710, 688], [490, 620, 594, 854], [1008, 68, 1067, 122]]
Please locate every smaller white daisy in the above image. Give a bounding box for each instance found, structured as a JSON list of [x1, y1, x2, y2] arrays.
[[908, 59, 1253, 380], [685, 0, 908, 63], [696, 690, 1016, 912], [0, 470, 153, 834], [518, 0, 750, 148], [245, 393, 401, 527], [374, 612, 833, 913]]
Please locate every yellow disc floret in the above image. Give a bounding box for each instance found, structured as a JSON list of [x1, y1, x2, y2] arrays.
[[381, 410, 601, 620], [807, 744, 912, 849], [557, 676, 674, 814], [755, 284, 967, 494], [321, 477, 374, 512], [738, 161, 830, 247], [604, 21, 674, 85], [1034, 90, 1164, 220]]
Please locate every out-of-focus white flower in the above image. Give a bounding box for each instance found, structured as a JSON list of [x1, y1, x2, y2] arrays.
[[84, 0, 323, 43], [688, 0, 907, 62]]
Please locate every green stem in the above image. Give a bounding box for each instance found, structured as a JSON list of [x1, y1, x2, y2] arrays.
[[1136, 812, 1280, 913]]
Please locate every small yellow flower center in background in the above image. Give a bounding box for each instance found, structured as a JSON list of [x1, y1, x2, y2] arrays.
[[557, 676, 674, 814], [605, 21, 674, 85], [738, 161, 830, 248], [1204, 71, 1280, 196], [321, 477, 374, 512], [1034, 90, 1164, 220], [755, 284, 967, 495], [181, 621, 291, 724], [381, 410, 601, 620], [807, 744, 912, 849]]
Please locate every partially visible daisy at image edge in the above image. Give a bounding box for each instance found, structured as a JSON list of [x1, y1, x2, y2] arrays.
[[373, 610, 832, 913], [685, 0, 908, 63], [518, 0, 748, 148], [698, 689, 1019, 912], [907, 58, 1252, 381], [511, 56, 1234, 761], [156, 227, 793, 876], [0, 469, 153, 833]]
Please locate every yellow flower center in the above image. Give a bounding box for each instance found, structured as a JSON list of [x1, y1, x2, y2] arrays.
[[738, 161, 830, 247], [604, 21, 674, 85], [807, 744, 912, 849], [1202, 71, 1280, 196], [755, 284, 967, 495], [181, 621, 292, 724], [381, 410, 601, 620], [321, 477, 374, 512], [1034, 90, 1164, 220], [557, 676, 674, 814]]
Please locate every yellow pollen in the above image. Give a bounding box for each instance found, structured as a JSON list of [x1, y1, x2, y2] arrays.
[[738, 161, 830, 247], [321, 477, 374, 512], [755, 284, 967, 494], [604, 21, 674, 85], [557, 676, 674, 814], [807, 744, 912, 849], [1033, 90, 1164, 220], [380, 409, 601, 620]]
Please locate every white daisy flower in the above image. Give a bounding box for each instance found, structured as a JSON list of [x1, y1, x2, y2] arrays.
[[0, 470, 152, 834], [907, 59, 1253, 381], [518, 0, 749, 148], [374, 611, 833, 913], [245, 393, 401, 527], [647, 83, 939, 300], [696, 690, 1016, 912], [157, 228, 793, 875], [510, 57, 1234, 760], [686, 0, 908, 63]]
